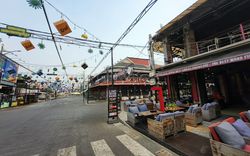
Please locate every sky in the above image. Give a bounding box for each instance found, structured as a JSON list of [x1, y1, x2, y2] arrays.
[[0, 0, 197, 82]]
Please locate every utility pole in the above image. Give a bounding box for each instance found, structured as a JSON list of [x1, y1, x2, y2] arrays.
[[148, 34, 156, 85], [1, 44, 4, 54], [82, 70, 85, 102], [111, 47, 114, 88]]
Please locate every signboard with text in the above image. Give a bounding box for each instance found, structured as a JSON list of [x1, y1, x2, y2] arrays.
[[107, 89, 118, 123], [0, 25, 31, 38], [1, 59, 19, 84], [157, 52, 250, 77]]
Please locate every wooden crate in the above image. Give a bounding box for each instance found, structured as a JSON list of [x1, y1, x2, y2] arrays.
[[146, 103, 154, 110], [174, 115, 186, 133], [185, 111, 202, 127], [210, 139, 250, 156], [147, 117, 175, 139]]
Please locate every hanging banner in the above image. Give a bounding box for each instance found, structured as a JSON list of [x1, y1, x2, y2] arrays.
[[1, 59, 19, 84], [0, 57, 5, 81], [0, 25, 31, 38], [54, 19, 72, 36], [21, 40, 35, 51]]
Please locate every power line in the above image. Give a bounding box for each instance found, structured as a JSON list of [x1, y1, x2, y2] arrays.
[[89, 0, 158, 76], [0, 53, 49, 82], [41, 0, 68, 77], [44, 0, 101, 41], [0, 22, 148, 49]]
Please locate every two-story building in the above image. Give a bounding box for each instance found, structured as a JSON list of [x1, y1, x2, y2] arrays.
[[89, 57, 160, 100], [153, 0, 250, 111]]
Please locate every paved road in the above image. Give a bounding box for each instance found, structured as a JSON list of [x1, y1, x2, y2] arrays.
[[0, 96, 171, 156]]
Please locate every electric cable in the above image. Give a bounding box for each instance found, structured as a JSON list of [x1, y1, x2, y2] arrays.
[[89, 0, 158, 76], [44, 0, 101, 41], [41, 0, 68, 77]]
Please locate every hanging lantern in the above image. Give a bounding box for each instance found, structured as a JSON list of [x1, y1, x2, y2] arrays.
[[37, 69, 43, 76], [38, 42, 45, 49], [81, 33, 88, 39], [81, 63, 88, 69], [69, 76, 73, 81], [53, 67, 58, 72], [62, 66, 66, 70], [55, 76, 60, 81], [21, 40, 35, 51], [72, 65, 77, 68], [99, 50, 103, 55], [88, 48, 93, 53], [27, 0, 42, 9], [53, 19, 72, 36], [74, 77, 78, 83]]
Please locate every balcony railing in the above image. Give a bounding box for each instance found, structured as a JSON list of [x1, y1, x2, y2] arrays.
[[196, 22, 250, 54]]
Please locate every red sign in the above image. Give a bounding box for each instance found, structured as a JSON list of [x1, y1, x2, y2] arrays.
[[157, 52, 250, 77]]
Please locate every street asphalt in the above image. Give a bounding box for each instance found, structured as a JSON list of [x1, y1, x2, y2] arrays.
[[0, 96, 172, 156]]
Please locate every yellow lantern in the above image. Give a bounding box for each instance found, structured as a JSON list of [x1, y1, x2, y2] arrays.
[[81, 33, 88, 39], [73, 65, 77, 68], [55, 76, 60, 81]]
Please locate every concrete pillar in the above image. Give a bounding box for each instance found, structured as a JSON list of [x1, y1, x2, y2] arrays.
[[183, 24, 198, 58], [163, 37, 173, 65]]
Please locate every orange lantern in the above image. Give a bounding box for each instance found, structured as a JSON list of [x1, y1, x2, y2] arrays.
[[21, 40, 35, 51], [69, 76, 73, 81], [55, 76, 60, 81], [53, 19, 72, 36]]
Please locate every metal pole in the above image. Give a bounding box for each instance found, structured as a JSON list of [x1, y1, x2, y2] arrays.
[[87, 78, 89, 104], [111, 47, 114, 89], [149, 34, 156, 76], [0, 44, 4, 54], [82, 71, 85, 102]]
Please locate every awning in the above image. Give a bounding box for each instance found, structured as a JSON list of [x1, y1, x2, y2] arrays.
[[157, 50, 250, 77]]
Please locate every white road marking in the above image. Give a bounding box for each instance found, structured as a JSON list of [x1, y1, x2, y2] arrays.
[[57, 146, 76, 156], [117, 134, 155, 156], [91, 139, 115, 156]]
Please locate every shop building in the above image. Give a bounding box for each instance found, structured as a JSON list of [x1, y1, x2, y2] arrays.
[[153, 0, 250, 111], [89, 57, 160, 100], [0, 54, 19, 108]]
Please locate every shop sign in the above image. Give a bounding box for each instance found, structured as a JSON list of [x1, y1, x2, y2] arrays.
[[53, 19, 72, 36], [1, 59, 19, 84], [21, 40, 35, 51], [0, 26, 31, 38], [157, 52, 250, 77], [0, 57, 4, 81]]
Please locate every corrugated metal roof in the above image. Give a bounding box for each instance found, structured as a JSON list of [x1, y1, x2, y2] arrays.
[[157, 0, 208, 34]]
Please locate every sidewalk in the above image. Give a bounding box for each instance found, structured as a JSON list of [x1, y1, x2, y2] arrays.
[[119, 103, 216, 155], [118, 102, 178, 156]]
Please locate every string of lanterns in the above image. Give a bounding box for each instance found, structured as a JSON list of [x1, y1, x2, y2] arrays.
[[26, 0, 100, 55]]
